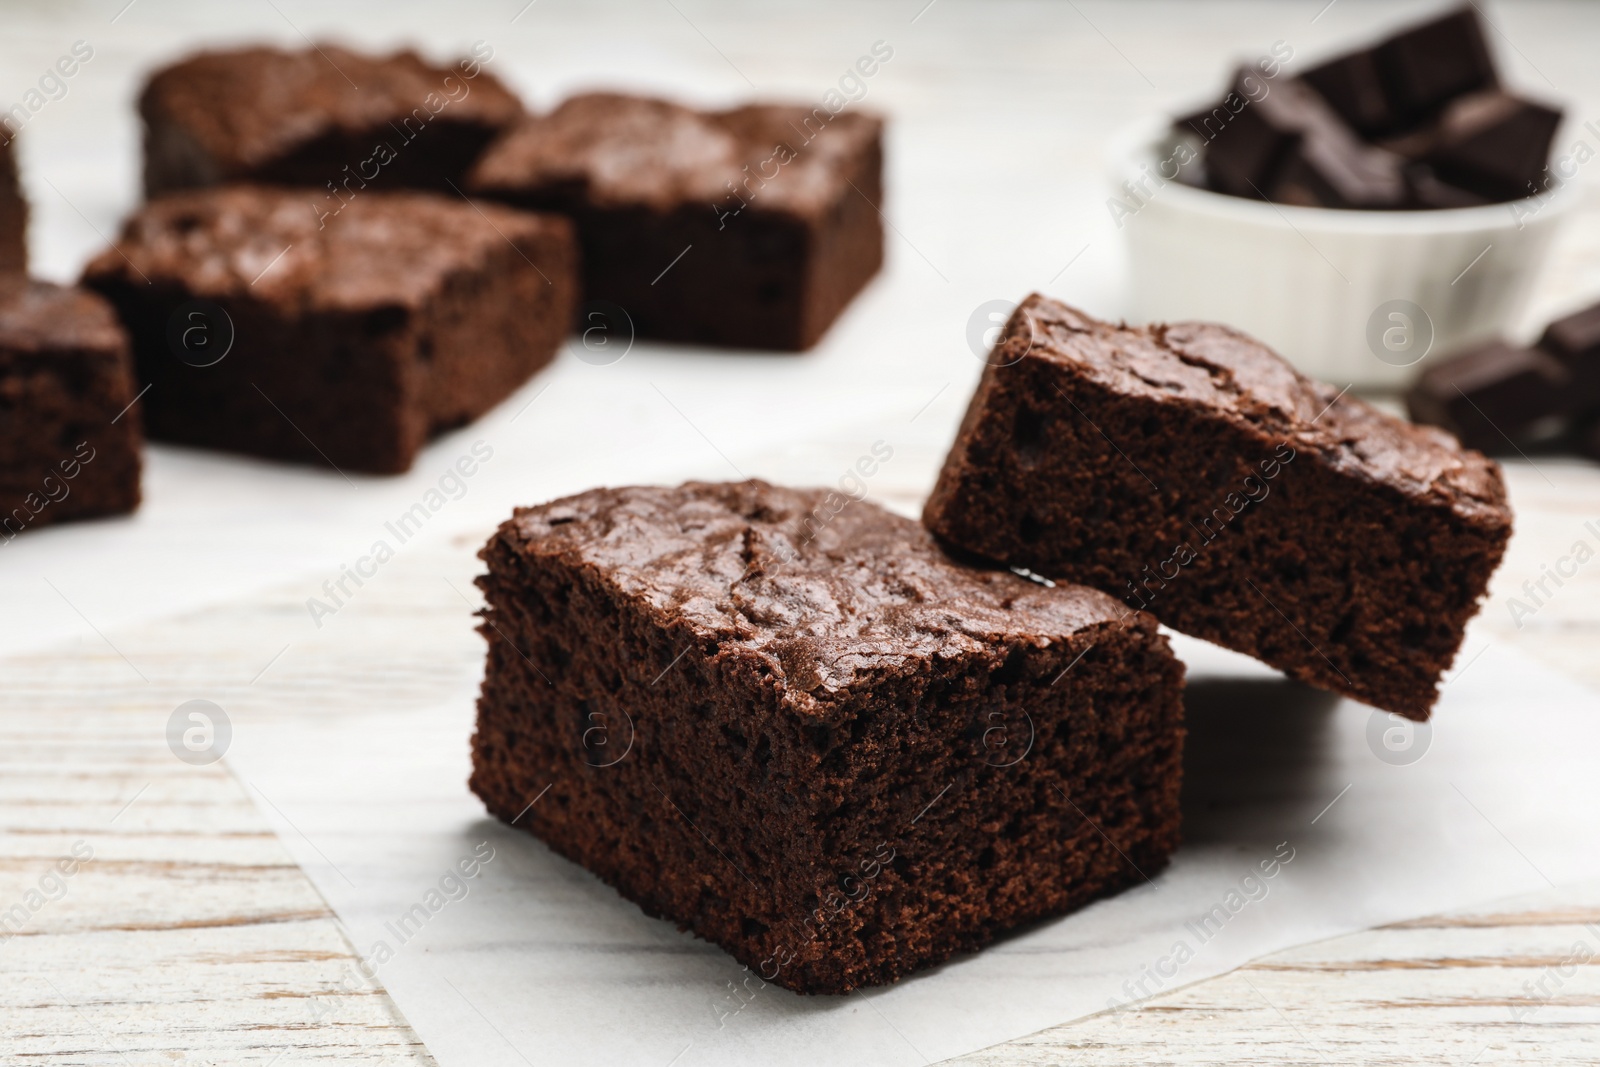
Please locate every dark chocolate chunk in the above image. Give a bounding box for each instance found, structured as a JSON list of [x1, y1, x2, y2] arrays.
[[472, 480, 1185, 993], [1421, 91, 1562, 201], [1406, 340, 1571, 452], [0, 278, 142, 539], [468, 92, 884, 351], [1538, 302, 1600, 400], [1196, 71, 1405, 208], [82, 186, 576, 474], [1302, 48, 1398, 136], [1403, 162, 1489, 208], [924, 294, 1512, 721], [1374, 6, 1498, 123], [1571, 414, 1600, 461], [139, 45, 524, 196]]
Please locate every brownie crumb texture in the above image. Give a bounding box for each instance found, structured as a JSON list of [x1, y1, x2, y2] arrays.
[[0, 277, 142, 538], [470, 480, 1184, 993], [81, 186, 576, 475], [924, 294, 1511, 720], [140, 44, 524, 197], [469, 92, 884, 350]]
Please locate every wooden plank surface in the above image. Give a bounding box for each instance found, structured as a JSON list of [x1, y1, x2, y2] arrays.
[[2, 458, 1597, 1065]]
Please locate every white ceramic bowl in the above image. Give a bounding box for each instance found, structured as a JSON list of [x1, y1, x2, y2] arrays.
[[1113, 118, 1577, 390]]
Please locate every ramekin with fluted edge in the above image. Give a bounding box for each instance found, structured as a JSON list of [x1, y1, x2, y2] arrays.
[[1112, 117, 1577, 390]]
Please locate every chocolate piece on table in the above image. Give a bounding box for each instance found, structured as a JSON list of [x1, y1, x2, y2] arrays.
[[468, 92, 884, 350], [1571, 415, 1600, 461], [81, 186, 575, 475], [1537, 302, 1600, 401], [0, 136, 24, 273], [472, 480, 1184, 993], [1198, 71, 1405, 208], [1374, 6, 1498, 124], [1301, 48, 1398, 136], [923, 294, 1511, 721], [1420, 91, 1562, 202], [0, 277, 141, 538], [1406, 340, 1571, 453], [139, 45, 523, 197]]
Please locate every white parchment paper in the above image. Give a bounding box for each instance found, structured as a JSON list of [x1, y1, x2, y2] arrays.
[[226, 630, 1600, 1067]]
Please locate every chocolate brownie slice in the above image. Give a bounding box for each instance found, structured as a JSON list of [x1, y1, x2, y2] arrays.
[[471, 480, 1183, 994], [1, 278, 141, 539], [924, 295, 1510, 720], [0, 135, 24, 273], [82, 186, 575, 474], [140, 44, 522, 197], [467, 93, 883, 350]]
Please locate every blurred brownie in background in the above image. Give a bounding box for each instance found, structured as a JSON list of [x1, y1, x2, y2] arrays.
[[139, 44, 522, 197], [0, 136, 25, 273], [82, 186, 575, 474], [468, 92, 884, 350], [1, 278, 141, 537]]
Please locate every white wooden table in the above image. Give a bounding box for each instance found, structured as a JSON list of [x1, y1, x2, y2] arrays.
[[4, 1, 1600, 1062], [4, 458, 1598, 1065]]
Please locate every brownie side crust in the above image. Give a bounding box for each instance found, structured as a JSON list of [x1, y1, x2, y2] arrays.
[[81, 186, 575, 474], [140, 45, 523, 197], [467, 93, 884, 350], [0, 136, 25, 274], [924, 295, 1511, 720], [0, 278, 141, 537], [470, 480, 1184, 994]]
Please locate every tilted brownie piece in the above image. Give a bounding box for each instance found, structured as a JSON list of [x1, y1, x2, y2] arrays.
[[0, 136, 24, 273], [140, 44, 523, 197], [924, 295, 1511, 720], [471, 480, 1184, 993], [467, 92, 883, 350], [82, 186, 575, 474], [0, 278, 141, 539], [1405, 340, 1571, 453]]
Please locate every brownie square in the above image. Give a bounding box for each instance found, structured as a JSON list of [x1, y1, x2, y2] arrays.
[[470, 480, 1184, 993], [140, 45, 523, 197], [924, 295, 1511, 721], [1, 278, 141, 538], [0, 135, 24, 274], [467, 92, 884, 351], [81, 186, 576, 474]]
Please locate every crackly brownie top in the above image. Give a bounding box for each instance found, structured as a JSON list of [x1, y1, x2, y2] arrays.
[[496, 480, 1142, 701], [140, 45, 523, 173], [1001, 294, 1509, 522], [0, 276, 126, 355], [81, 186, 563, 314], [467, 92, 881, 214]]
